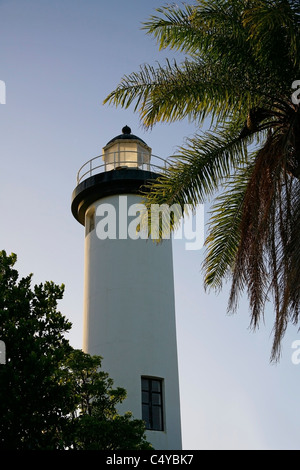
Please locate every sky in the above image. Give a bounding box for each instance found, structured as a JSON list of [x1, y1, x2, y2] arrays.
[[0, 0, 299, 451]]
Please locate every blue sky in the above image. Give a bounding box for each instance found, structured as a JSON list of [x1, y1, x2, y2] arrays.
[[0, 0, 299, 450]]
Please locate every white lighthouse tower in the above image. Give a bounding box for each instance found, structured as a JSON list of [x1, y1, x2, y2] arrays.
[[71, 126, 182, 450]]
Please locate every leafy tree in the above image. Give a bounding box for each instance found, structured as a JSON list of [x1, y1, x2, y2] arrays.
[[104, 0, 300, 361], [61, 350, 152, 450], [0, 251, 151, 450], [0, 250, 73, 449]]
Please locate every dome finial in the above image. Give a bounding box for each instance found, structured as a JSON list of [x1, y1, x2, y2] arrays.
[[122, 125, 131, 135]]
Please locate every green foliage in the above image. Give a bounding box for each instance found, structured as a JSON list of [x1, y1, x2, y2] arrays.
[[104, 0, 300, 361], [61, 350, 152, 450], [203, 163, 254, 290], [0, 251, 151, 450], [0, 250, 72, 449]]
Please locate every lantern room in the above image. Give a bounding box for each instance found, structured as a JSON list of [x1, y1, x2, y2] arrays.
[[102, 125, 152, 171]]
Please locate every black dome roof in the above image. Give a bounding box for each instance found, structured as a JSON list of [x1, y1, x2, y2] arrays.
[[105, 126, 147, 146]]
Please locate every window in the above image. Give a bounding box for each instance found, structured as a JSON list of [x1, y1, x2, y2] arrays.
[[141, 377, 164, 431], [85, 208, 95, 236]]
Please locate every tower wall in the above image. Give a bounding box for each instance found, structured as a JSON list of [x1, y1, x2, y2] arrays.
[[82, 193, 182, 450]]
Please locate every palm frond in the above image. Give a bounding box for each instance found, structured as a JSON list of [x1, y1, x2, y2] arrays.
[[104, 57, 261, 129], [203, 162, 254, 291], [228, 127, 300, 361], [242, 0, 300, 70], [104, 0, 300, 361], [267, 169, 300, 361], [142, 122, 251, 240], [142, 4, 201, 54]]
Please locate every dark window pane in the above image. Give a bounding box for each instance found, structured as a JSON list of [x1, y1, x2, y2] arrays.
[[142, 391, 149, 404], [86, 211, 95, 236], [152, 392, 161, 405], [142, 378, 149, 391], [142, 404, 150, 429], [152, 406, 163, 431], [151, 380, 161, 392], [90, 213, 95, 231]]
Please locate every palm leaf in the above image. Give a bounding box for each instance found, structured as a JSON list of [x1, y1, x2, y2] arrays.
[[104, 56, 261, 129], [142, 4, 202, 54], [203, 162, 254, 291], [141, 121, 251, 240], [104, 0, 300, 361]]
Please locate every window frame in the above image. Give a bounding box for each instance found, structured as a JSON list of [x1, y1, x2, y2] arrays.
[[141, 377, 164, 432], [85, 207, 95, 236]]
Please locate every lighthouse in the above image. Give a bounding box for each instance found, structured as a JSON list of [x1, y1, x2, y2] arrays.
[[71, 126, 182, 450]]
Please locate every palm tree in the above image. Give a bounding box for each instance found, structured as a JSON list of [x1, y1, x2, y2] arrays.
[[104, 0, 300, 361]]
